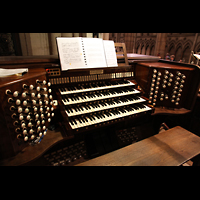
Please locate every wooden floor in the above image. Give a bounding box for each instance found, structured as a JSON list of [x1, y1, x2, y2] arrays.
[[76, 126, 200, 166]]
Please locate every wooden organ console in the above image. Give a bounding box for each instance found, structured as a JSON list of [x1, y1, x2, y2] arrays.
[[132, 60, 200, 111], [0, 55, 199, 166]]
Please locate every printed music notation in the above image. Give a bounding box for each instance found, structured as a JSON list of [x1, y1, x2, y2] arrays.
[[60, 40, 83, 67], [56, 37, 118, 71]]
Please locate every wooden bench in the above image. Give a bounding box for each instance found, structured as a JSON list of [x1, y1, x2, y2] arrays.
[[76, 126, 200, 166]]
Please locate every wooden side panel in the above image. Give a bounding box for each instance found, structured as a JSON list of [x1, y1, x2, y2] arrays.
[[0, 68, 53, 160], [134, 61, 200, 110]]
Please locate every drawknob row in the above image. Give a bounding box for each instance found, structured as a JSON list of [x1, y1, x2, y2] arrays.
[[148, 69, 161, 106], [6, 80, 51, 97], [170, 71, 186, 105]]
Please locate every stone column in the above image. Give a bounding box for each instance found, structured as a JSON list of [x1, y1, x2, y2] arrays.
[[188, 33, 199, 63], [133, 33, 137, 53], [154, 33, 167, 58], [86, 33, 93, 38], [30, 33, 50, 55], [48, 33, 61, 55], [74, 33, 79, 37], [19, 33, 32, 56], [100, 33, 109, 40], [61, 33, 73, 37], [19, 33, 50, 55]]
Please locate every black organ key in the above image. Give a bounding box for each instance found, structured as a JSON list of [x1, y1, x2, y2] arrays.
[[137, 103, 146, 109], [69, 118, 74, 125], [63, 95, 68, 102], [77, 117, 82, 123], [73, 119, 77, 125], [60, 87, 65, 92], [80, 116, 85, 123]]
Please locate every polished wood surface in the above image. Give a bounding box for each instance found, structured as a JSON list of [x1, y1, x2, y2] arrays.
[[0, 55, 59, 69], [0, 55, 59, 65], [138, 61, 194, 71], [153, 107, 191, 115], [0, 68, 46, 88], [77, 126, 200, 166]]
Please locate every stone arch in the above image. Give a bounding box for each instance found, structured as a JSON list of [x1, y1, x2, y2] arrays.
[[168, 43, 175, 55], [174, 42, 183, 61], [149, 40, 156, 56], [136, 43, 140, 54], [150, 45, 155, 55], [175, 45, 182, 61], [175, 42, 183, 51], [167, 40, 176, 49], [135, 40, 143, 54], [182, 46, 191, 63], [141, 44, 145, 54], [144, 40, 150, 55], [183, 40, 192, 50], [182, 41, 192, 62], [145, 44, 150, 55], [139, 41, 145, 54]]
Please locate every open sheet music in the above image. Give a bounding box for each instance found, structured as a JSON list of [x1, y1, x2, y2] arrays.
[[103, 40, 118, 67], [56, 37, 118, 71], [193, 54, 200, 60]]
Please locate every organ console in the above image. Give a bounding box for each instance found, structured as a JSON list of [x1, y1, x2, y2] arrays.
[[0, 52, 199, 166]]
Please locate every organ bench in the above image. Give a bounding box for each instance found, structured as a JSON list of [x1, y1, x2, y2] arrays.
[[77, 126, 200, 166]]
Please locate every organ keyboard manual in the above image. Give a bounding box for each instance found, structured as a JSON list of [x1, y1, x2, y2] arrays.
[[56, 37, 118, 70]]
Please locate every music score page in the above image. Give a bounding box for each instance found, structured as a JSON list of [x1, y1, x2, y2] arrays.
[[56, 37, 118, 71]]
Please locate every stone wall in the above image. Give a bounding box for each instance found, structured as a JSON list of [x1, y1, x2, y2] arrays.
[[18, 33, 109, 56], [109, 33, 200, 63]]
